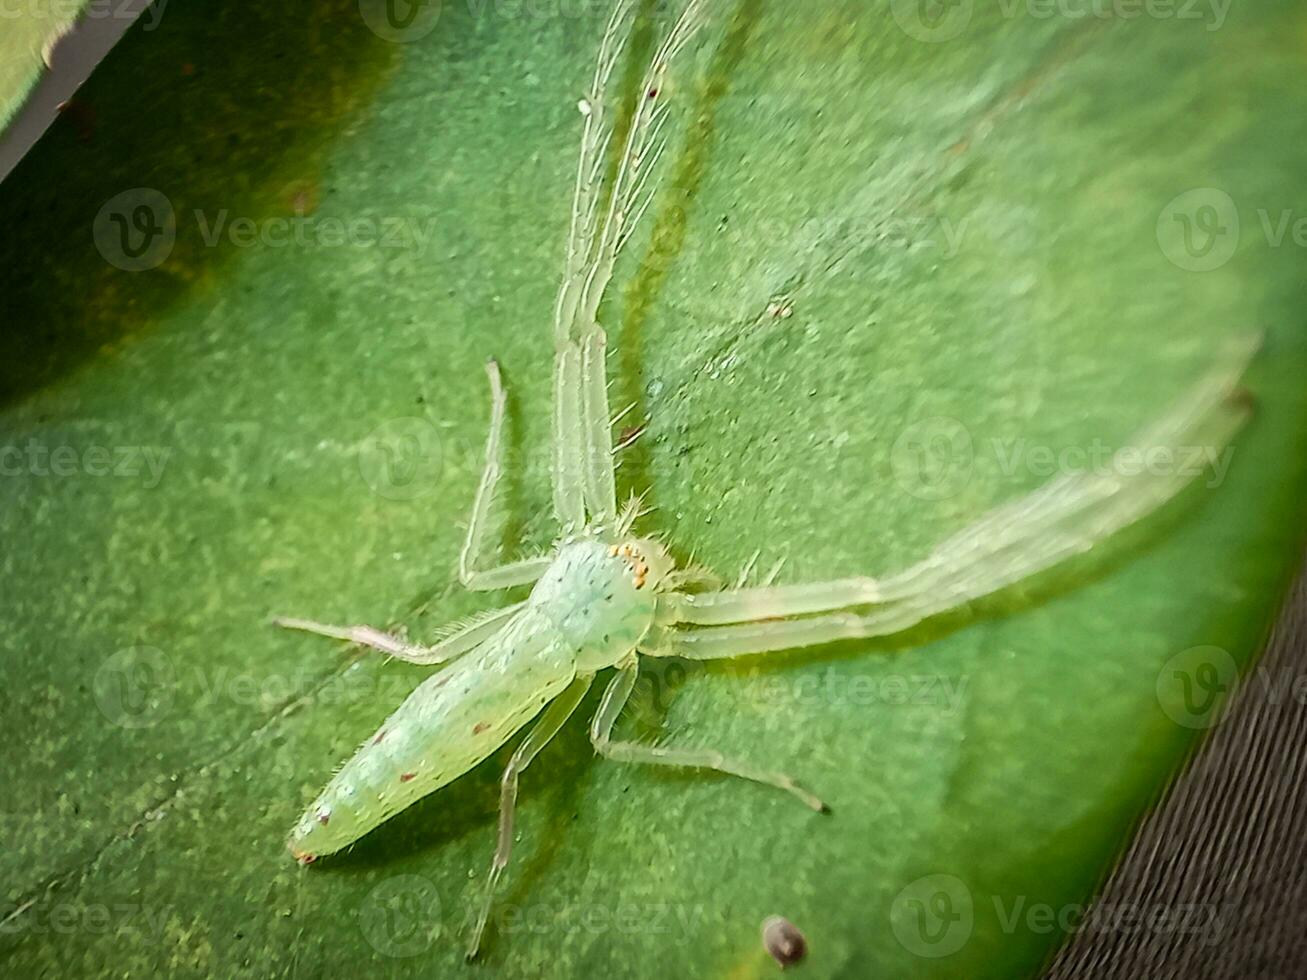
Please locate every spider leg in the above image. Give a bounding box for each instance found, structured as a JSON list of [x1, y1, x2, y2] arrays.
[[460, 359, 552, 591], [551, 0, 709, 531], [549, 1, 637, 531], [467, 673, 593, 960], [653, 334, 1259, 648], [589, 659, 826, 811], [271, 602, 523, 665], [581, 329, 618, 523], [552, 343, 589, 531], [553, 329, 619, 529]]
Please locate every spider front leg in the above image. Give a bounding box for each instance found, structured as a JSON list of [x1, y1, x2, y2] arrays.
[[661, 577, 884, 626], [589, 658, 827, 812], [653, 335, 1260, 656], [549, 0, 708, 533], [581, 330, 618, 522], [459, 359, 552, 591], [272, 601, 524, 665], [551, 332, 618, 531]]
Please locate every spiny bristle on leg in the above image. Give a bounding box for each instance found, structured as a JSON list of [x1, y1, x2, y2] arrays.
[[614, 490, 654, 536]]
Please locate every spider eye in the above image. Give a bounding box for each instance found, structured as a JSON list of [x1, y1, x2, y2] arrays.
[[609, 541, 650, 589]]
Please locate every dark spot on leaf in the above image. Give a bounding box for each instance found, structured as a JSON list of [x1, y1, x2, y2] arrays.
[[400, 772, 416, 783], [473, 721, 489, 734], [762, 915, 807, 968], [373, 731, 386, 745]]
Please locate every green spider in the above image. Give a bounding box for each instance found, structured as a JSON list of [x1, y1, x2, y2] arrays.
[[273, 0, 1258, 958]]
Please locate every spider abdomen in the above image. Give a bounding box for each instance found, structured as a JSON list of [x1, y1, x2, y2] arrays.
[[288, 608, 575, 863]]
